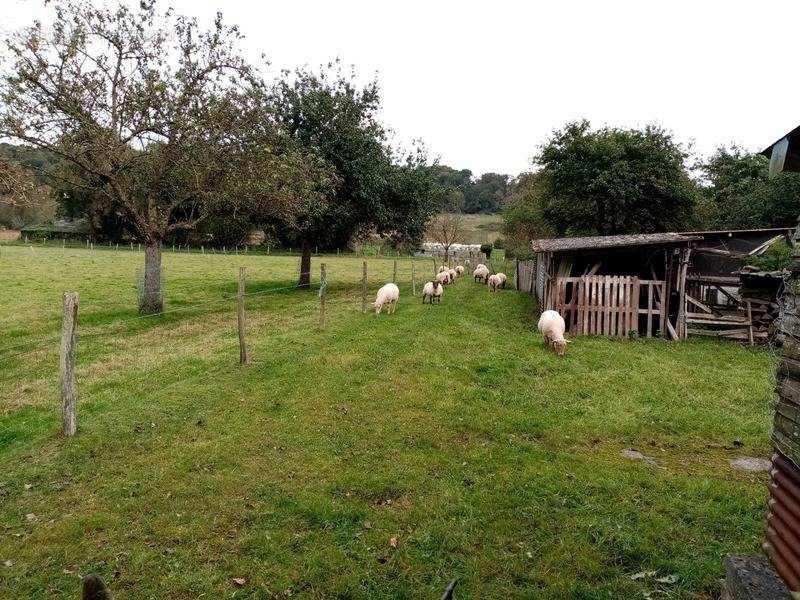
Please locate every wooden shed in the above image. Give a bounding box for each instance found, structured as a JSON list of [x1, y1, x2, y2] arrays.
[[524, 232, 700, 339]]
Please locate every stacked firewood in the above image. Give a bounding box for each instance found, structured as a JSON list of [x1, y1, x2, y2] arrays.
[[739, 268, 786, 341]]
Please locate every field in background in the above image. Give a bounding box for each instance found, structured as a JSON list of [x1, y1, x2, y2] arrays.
[[428, 213, 503, 245], [0, 244, 777, 599]]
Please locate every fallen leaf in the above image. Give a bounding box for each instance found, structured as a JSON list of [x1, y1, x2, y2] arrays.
[[232, 577, 246, 587], [389, 536, 398, 549], [363, 521, 372, 529], [23, 484, 32, 490], [630, 570, 656, 580], [25, 513, 36, 522], [3, 560, 13, 568], [655, 574, 679, 584]]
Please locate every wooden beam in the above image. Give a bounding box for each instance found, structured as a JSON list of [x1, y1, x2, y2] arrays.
[[748, 234, 785, 256], [686, 294, 713, 314]]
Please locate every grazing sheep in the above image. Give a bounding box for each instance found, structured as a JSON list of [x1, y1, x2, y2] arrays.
[[475, 263, 486, 271], [436, 271, 451, 285], [496, 273, 507, 288], [487, 274, 502, 292], [455, 265, 464, 276], [473, 265, 490, 283], [438, 265, 448, 273], [422, 280, 443, 304], [537, 309, 570, 356], [373, 283, 400, 315], [448, 268, 457, 281]]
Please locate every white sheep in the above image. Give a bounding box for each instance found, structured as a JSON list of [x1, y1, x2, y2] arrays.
[[438, 265, 448, 273], [448, 268, 457, 281], [373, 283, 400, 315], [537, 309, 570, 356], [436, 271, 451, 285], [473, 266, 490, 283], [422, 280, 443, 304], [475, 263, 486, 271], [496, 273, 507, 288], [487, 274, 502, 292], [455, 265, 464, 276]]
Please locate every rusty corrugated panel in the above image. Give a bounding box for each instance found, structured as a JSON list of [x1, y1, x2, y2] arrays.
[[768, 450, 800, 593], [764, 540, 800, 591]]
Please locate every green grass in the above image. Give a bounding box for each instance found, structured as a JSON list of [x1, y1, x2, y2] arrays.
[[0, 244, 777, 599], [438, 213, 503, 245]]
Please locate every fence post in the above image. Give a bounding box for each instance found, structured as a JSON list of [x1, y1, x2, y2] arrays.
[[393, 260, 397, 283], [412, 261, 416, 296], [201, 245, 205, 255], [432, 258, 437, 277], [319, 263, 327, 329], [237, 266, 249, 365], [361, 260, 368, 314], [60, 291, 79, 437]]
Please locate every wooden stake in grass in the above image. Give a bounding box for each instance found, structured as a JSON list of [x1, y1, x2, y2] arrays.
[[319, 262, 327, 329], [60, 291, 79, 437], [237, 266, 249, 365], [412, 261, 416, 296], [362, 260, 368, 314], [393, 259, 397, 283]]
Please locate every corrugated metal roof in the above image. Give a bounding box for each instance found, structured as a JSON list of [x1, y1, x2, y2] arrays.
[[531, 232, 700, 253]]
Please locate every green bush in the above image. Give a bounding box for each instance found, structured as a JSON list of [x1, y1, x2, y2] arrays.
[[493, 237, 505, 249], [745, 239, 794, 271]]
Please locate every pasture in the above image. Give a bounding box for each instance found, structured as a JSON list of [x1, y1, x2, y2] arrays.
[[0, 244, 777, 599]]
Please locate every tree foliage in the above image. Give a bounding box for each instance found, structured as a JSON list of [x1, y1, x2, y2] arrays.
[[536, 120, 698, 236], [502, 171, 553, 258], [0, 0, 324, 311], [270, 63, 437, 284], [700, 146, 800, 229]]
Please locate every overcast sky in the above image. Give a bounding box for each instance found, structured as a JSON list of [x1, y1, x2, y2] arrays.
[[3, 0, 799, 176]]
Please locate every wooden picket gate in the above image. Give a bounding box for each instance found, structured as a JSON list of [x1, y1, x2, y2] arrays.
[[553, 275, 667, 337]]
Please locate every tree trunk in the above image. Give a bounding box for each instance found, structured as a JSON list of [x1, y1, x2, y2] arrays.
[[141, 239, 163, 313], [298, 239, 312, 287], [444, 246, 450, 263]]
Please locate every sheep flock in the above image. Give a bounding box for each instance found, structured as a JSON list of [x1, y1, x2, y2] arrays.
[[372, 259, 570, 355]]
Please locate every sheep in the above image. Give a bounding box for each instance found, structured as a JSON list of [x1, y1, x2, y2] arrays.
[[436, 271, 451, 285], [422, 280, 443, 304], [438, 265, 448, 273], [475, 263, 486, 271], [473, 265, 490, 283], [448, 268, 458, 281], [373, 283, 400, 315], [487, 274, 502, 292], [496, 273, 507, 288], [455, 265, 464, 276], [537, 309, 571, 356]]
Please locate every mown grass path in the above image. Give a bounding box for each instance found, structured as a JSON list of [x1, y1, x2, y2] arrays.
[[0, 245, 776, 598]]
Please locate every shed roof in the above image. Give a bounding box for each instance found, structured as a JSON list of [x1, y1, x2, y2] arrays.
[[531, 232, 700, 253]]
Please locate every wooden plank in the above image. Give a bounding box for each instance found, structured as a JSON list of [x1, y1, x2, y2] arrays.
[[686, 274, 739, 285], [604, 275, 611, 336], [686, 294, 713, 314], [60, 291, 79, 437], [631, 277, 640, 336], [665, 318, 679, 341], [748, 234, 784, 256], [685, 317, 750, 326], [747, 300, 754, 346], [647, 282, 654, 338], [611, 276, 619, 336], [585, 261, 602, 276]]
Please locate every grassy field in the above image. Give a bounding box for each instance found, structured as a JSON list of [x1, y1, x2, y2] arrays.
[[0, 244, 777, 599], [434, 213, 503, 245]]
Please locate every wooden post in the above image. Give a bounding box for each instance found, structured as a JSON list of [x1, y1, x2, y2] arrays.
[[412, 261, 416, 296], [393, 259, 397, 283], [138, 243, 141, 252], [60, 292, 79, 437], [267, 246, 270, 255], [747, 300, 754, 346], [237, 267, 249, 365], [319, 263, 327, 329], [201, 245, 205, 255], [432, 257, 437, 277], [361, 260, 368, 314]]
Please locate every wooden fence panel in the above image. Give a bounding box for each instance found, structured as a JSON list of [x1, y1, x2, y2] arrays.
[[549, 275, 665, 338]]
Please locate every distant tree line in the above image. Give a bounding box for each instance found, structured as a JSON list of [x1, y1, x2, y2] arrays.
[[503, 120, 800, 258]]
